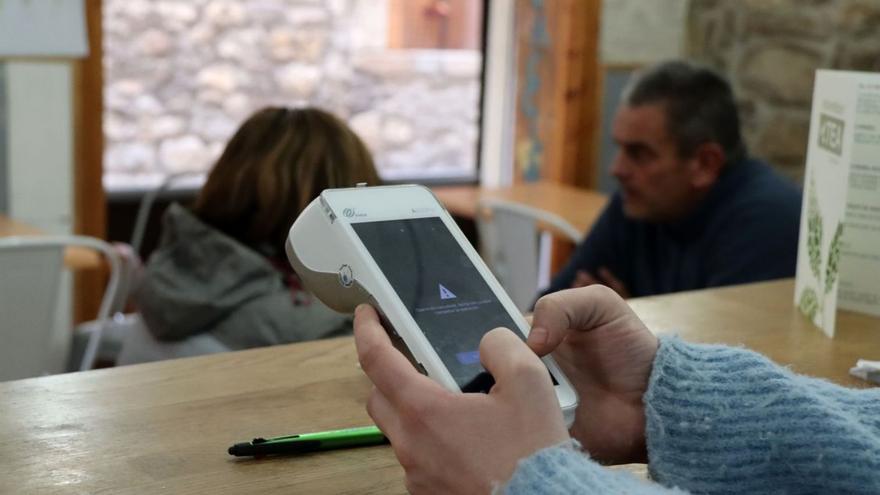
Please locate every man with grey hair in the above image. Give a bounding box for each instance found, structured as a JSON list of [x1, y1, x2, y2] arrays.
[[543, 60, 801, 298]]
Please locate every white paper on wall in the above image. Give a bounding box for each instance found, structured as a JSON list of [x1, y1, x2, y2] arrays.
[[0, 0, 87, 58]]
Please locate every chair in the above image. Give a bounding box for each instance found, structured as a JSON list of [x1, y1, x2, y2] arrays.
[[0, 235, 121, 381], [115, 314, 230, 365], [130, 171, 204, 256], [115, 171, 231, 364], [69, 242, 142, 367], [72, 172, 211, 367], [476, 198, 582, 312]]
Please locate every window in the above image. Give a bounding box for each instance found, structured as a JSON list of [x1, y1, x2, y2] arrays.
[[103, 0, 486, 191]]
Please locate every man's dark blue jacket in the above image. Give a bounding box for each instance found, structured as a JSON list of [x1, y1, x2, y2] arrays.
[[544, 159, 802, 298]]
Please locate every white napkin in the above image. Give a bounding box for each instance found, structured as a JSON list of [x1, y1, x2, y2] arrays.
[[849, 359, 880, 384]]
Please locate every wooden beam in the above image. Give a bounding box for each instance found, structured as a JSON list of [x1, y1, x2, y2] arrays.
[[514, 0, 601, 189], [72, 0, 106, 323]]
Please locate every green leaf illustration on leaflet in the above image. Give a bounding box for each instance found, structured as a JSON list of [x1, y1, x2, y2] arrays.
[[806, 175, 824, 281], [824, 222, 844, 294], [799, 287, 820, 321]]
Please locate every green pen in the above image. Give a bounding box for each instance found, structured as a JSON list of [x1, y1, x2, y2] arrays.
[[227, 425, 388, 457]]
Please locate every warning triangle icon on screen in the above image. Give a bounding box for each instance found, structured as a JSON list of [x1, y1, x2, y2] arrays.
[[439, 284, 457, 300]]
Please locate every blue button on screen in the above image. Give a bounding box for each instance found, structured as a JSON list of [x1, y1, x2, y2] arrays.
[[456, 350, 481, 365]]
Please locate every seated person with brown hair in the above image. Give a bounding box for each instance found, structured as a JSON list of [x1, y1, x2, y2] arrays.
[[134, 107, 380, 352]]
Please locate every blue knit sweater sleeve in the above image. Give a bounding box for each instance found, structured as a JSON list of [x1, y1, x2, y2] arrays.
[[501, 439, 687, 494], [503, 337, 880, 494]]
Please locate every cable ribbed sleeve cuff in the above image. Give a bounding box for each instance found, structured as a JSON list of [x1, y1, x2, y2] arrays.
[[645, 336, 880, 494], [503, 439, 685, 494]]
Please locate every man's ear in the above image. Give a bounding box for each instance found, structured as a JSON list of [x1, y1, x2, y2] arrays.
[[688, 142, 726, 190]]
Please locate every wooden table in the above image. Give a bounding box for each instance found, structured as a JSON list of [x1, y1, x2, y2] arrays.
[[634, 279, 880, 387], [1, 279, 877, 493], [432, 181, 607, 235], [0, 214, 103, 270]]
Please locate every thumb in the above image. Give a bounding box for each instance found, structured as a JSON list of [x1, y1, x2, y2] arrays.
[[529, 285, 632, 356], [479, 328, 554, 394]]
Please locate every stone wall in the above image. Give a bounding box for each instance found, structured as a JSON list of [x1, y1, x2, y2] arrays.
[[103, 0, 482, 190], [600, 0, 689, 65], [688, 0, 880, 182]]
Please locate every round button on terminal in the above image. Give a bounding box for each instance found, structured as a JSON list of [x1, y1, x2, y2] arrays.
[[338, 265, 354, 288]]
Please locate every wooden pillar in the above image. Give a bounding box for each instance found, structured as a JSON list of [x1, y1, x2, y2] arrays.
[[73, 0, 106, 322], [514, 0, 601, 275], [514, 0, 601, 189]]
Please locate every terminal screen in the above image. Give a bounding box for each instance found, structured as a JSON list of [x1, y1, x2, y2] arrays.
[[352, 217, 556, 392]]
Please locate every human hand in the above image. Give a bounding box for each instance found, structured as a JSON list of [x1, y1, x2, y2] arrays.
[[354, 305, 569, 494], [571, 268, 631, 299], [528, 285, 657, 464]]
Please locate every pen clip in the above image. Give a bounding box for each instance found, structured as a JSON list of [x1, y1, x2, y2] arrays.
[[254, 434, 301, 444]]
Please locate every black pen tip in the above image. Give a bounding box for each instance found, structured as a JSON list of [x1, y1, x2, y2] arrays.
[[229, 443, 251, 456]]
